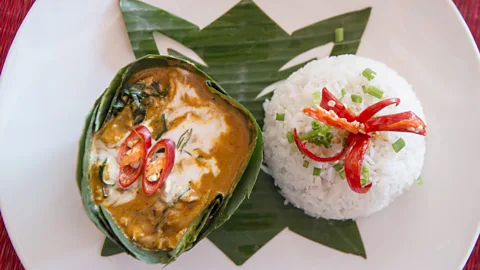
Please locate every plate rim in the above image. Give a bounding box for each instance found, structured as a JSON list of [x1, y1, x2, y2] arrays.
[[0, 0, 479, 269]]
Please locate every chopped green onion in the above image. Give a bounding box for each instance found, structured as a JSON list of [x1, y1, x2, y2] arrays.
[[392, 138, 406, 153], [333, 163, 343, 172], [287, 131, 294, 144], [318, 125, 331, 134], [312, 91, 321, 104], [415, 176, 424, 185], [299, 130, 320, 141], [360, 178, 368, 186], [341, 88, 347, 99], [303, 160, 310, 168], [366, 86, 384, 99], [362, 164, 370, 180], [351, 94, 363, 103], [362, 85, 368, 93], [312, 121, 321, 130], [313, 167, 321, 176], [333, 163, 346, 179], [362, 68, 376, 81], [334, 28, 344, 43], [276, 113, 285, 121]]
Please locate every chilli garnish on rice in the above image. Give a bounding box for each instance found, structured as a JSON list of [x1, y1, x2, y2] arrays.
[[292, 87, 427, 194]]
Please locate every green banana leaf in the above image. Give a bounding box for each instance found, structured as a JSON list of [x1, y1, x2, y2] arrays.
[[114, 0, 372, 265], [77, 55, 263, 264]]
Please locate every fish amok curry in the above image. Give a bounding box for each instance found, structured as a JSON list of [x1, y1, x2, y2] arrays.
[[86, 57, 258, 252]]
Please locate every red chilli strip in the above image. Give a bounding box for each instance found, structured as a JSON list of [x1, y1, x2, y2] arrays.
[[303, 107, 362, 134], [344, 133, 372, 194], [320, 87, 357, 122], [356, 98, 401, 123], [364, 111, 427, 135], [293, 128, 347, 162], [117, 125, 152, 189], [142, 139, 176, 196]]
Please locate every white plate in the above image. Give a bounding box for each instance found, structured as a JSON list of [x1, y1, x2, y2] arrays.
[[0, 0, 479, 269]]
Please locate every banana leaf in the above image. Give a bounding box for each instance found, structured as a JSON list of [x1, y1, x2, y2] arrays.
[[77, 55, 263, 264]]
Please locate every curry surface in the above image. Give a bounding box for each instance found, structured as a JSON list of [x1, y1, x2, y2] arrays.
[[90, 67, 253, 250]]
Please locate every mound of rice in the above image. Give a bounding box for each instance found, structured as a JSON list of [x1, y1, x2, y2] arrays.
[[263, 55, 426, 220]]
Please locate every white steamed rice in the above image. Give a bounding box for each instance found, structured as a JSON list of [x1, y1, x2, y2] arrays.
[[263, 55, 426, 220]]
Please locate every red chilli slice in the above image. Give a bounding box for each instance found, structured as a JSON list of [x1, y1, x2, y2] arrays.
[[293, 128, 348, 162], [117, 125, 152, 188], [142, 139, 176, 196], [356, 98, 400, 122], [303, 107, 363, 134], [320, 87, 356, 122], [344, 133, 372, 194], [364, 111, 427, 135]]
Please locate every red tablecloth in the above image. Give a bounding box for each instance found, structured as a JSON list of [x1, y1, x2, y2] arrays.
[[0, 0, 479, 269]]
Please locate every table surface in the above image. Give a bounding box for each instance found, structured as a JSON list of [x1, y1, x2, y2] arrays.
[[0, 0, 479, 269]]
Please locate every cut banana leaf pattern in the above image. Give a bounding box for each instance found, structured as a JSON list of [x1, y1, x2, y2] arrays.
[[110, 0, 372, 265]]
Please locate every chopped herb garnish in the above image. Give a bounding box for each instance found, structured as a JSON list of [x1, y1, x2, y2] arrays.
[[177, 129, 193, 152], [318, 125, 331, 134], [333, 163, 343, 172], [184, 151, 192, 156], [299, 130, 320, 141], [155, 113, 168, 140], [415, 176, 424, 185], [98, 159, 107, 183], [312, 120, 321, 130], [333, 163, 346, 179], [306, 130, 334, 148], [362, 164, 370, 180], [312, 91, 321, 104], [120, 84, 148, 125], [303, 160, 309, 168], [162, 84, 171, 96], [276, 113, 285, 121], [151, 82, 170, 96], [362, 85, 368, 93], [334, 27, 344, 43], [313, 167, 321, 176], [287, 131, 294, 144], [362, 68, 376, 81], [341, 88, 347, 99], [111, 99, 125, 116], [392, 138, 406, 153], [366, 86, 384, 99], [99, 159, 112, 198], [360, 178, 368, 186], [351, 94, 363, 103]]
